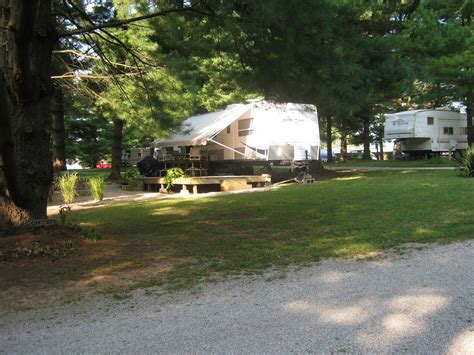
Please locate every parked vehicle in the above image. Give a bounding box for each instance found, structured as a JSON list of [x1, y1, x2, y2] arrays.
[[96, 160, 112, 169], [153, 100, 320, 166], [384, 109, 468, 157]]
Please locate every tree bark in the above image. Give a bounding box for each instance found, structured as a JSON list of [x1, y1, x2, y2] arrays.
[[51, 85, 67, 171], [109, 119, 124, 181], [379, 139, 384, 160], [0, 0, 55, 229], [466, 97, 473, 148], [326, 116, 333, 163], [362, 117, 371, 160], [340, 132, 347, 161]]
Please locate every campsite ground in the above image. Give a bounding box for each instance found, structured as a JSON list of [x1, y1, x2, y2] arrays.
[[326, 158, 460, 168], [1, 240, 473, 353], [1, 169, 473, 313]]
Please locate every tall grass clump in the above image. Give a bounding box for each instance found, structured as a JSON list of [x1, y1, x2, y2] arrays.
[[59, 173, 79, 204], [88, 176, 105, 201], [460, 147, 474, 177]]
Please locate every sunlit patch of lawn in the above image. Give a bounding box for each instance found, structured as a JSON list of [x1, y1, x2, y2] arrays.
[[66, 170, 474, 288], [328, 157, 459, 168], [2, 170, 473, 312], [327, 158, 460, 168]]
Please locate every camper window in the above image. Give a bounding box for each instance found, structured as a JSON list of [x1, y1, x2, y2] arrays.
[[427, 117, 434, 125], [443, 127, 454, 135], [238, 118, 254, 137], [226, 126, 231, 134], [460, 127, 468, 135]]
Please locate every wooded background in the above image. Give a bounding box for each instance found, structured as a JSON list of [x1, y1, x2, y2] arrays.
[[0, 0, 472, 227]]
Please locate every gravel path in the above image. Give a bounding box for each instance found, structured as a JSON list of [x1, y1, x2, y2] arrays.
[[327, 166, 460, 171], [47, 183, 277, 215], [1, 241, 473, 353]]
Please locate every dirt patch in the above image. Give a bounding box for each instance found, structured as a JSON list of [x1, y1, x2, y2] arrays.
[[0, 225, 88, 312], [0, 258, 189, 315], [0, 226, 191, 314], [0, 225, 85, 260]]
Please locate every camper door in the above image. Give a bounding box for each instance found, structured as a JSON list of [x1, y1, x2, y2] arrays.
[[438, 119, 456, 151]]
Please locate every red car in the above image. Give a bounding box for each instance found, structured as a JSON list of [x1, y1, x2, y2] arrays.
[[96, 160, 112, 169]]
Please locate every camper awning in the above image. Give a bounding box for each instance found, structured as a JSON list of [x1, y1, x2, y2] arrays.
[[153, 104, 251, 147]]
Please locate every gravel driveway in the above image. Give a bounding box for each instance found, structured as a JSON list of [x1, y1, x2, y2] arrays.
[[1, 241, 473, 353], [327, 166, 460, 171]]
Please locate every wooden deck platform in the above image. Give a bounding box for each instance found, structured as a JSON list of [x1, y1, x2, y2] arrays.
[[134, 174, 271, 194]]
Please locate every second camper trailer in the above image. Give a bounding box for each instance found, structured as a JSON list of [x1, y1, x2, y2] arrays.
[[384, 109, 468, 156]]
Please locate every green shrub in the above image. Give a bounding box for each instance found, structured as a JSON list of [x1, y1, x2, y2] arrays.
[[88, 176, 105, 201], [58, 173, 79, 204], [125, 167, 139, 183], [459, 147, 474, 177], [164, 167, 186, 192]]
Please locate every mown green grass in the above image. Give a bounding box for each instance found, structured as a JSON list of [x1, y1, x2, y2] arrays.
[[69, 168, 129, 180], [327, 158, 460, 168], [69, 168, 112, 178], [66, 170, 474, 290]]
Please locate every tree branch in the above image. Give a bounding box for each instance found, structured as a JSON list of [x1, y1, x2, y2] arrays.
[[53, 49, 140, 69], [51, 72, 144, 79], [59, 7, 209, 37]]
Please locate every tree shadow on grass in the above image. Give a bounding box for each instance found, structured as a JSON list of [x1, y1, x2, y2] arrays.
[[2, 170, 474, 313]]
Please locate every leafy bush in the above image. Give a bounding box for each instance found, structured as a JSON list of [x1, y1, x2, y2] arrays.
[[164, 167, 186, 192], [459, 147, 474, 177], [58, 173, 79, 204], [88, 176, 105, 201], [124, 167, 139, 183]]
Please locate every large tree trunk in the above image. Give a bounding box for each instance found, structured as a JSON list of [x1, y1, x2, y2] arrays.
[[51, 85, 67, 171], [340, 132, 347, 162], [466, 97, 473, 148], [326, 116, 333, 163], [0, 1, 55, 230], [109, 119, 124, 181], [379, 139, 384, 160], [362, 117, 371, 160]]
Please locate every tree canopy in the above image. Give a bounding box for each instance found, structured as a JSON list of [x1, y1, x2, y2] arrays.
[[1, 0, 472, 229]]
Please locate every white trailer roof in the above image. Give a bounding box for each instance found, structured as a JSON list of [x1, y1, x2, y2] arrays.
[[386, 109, 460, 117], [248, 102, 319, 148], [153, 101, 319, 149], [153, 104, 252, 147]]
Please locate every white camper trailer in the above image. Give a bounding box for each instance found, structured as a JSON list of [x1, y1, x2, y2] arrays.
[[384, 109, 468, 155], [153, 101, 320, 164]]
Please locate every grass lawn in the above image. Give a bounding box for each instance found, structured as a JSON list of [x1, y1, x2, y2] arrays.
[[68, 168, 131, 179], [69, 168, 112, 178], [326, 158, 460, 168], [1, 170, 474, 311]]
